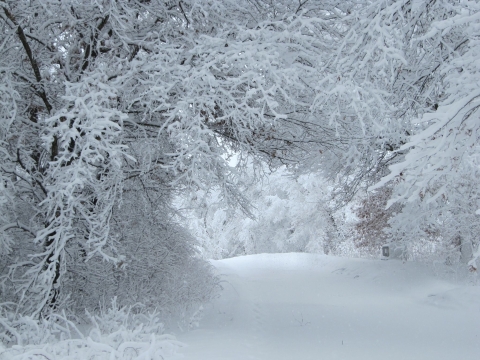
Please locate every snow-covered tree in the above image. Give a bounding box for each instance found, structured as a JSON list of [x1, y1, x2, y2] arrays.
[[0, 0, 359, 325], [181, 165, 351, 259], [368, 0, 480, 268], [295, 0, 480, 268]]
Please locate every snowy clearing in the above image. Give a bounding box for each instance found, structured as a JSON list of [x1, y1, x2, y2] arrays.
[[174, 253, 480, 360]]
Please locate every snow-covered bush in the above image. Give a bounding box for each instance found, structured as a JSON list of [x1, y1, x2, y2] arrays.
[[56, 165, 219, 327], [0, 299, 184, 360], [353, 185, 404, 255]]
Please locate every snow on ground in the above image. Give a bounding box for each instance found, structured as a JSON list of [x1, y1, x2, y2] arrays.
[[173, 253, 480, 360]]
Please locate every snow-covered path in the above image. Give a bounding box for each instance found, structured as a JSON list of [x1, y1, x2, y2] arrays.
[[174, 253, 480, 360]]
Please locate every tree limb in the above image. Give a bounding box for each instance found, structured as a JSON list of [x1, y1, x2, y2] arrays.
[[3, 7, 53, 113]]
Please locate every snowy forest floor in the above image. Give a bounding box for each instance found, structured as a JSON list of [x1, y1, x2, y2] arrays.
[[173, 253, 480, 360]]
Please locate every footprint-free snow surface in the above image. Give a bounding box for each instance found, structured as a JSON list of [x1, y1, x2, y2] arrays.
[[174, 253, 480, 360]]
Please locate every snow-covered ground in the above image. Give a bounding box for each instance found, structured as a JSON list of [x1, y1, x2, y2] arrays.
[[174, 253, 480, 360], [3, 253, 478, 360]]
